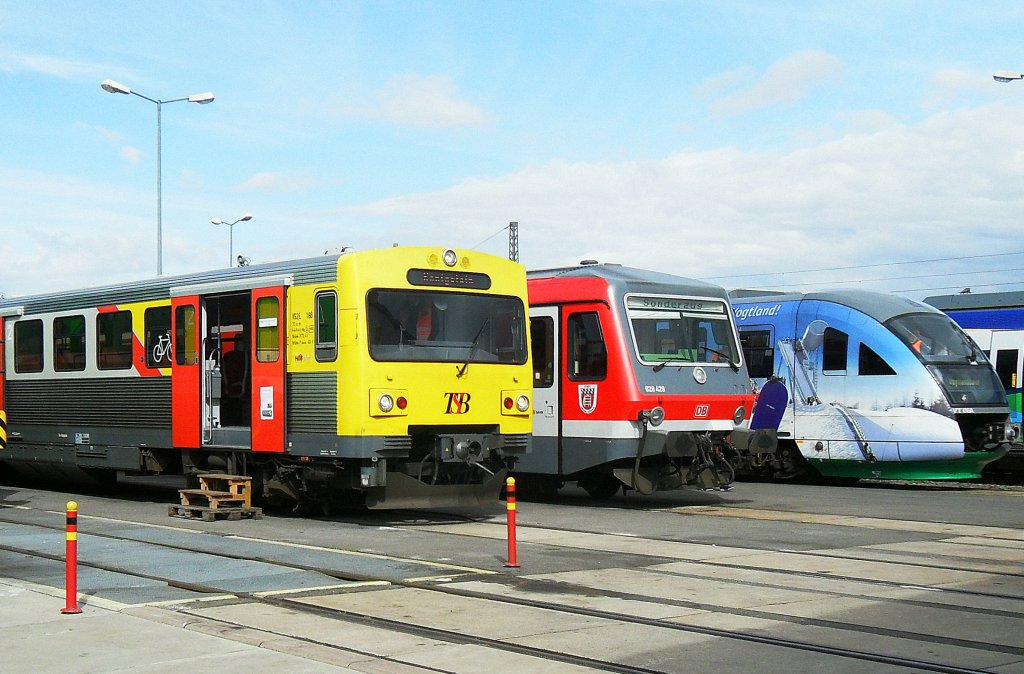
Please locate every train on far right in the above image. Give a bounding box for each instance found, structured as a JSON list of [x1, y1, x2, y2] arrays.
[[729, 289, 1017, 482], [925, 290, 1024, 471]]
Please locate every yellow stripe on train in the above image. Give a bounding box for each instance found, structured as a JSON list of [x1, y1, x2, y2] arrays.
[[0, 410, 6, 450]]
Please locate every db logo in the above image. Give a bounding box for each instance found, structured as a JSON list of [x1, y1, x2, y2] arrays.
[[694, 404, 710, 418], [444, 392, 471, 414]]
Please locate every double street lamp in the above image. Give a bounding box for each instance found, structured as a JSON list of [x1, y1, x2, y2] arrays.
[[211, 213, 253, 267], [101, 78, 215, 276]]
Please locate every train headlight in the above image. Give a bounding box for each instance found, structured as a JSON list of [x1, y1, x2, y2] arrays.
[[501, 389, 531, 416], [442, 248, 458, 267], [396, 396, 408, 410], [733, 405, 747, 425], [378, 394, 395, 413]]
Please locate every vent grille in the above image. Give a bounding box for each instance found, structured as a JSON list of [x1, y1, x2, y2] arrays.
[[503, 433, 530, 449], [287, 372, 338, 434], [5, 378, 171, 428]]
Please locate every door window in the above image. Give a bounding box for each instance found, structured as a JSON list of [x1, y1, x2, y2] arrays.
[[531, 316, 554, 387], [315, 291, 338, 362], [256, 297, 280, 363], [175, 305, 198, 365], [568, 312, 607, 381]]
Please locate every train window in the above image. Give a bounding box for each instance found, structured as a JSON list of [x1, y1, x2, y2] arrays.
[[96, 310, 133, 370], [174, 305, 199, 366], [858, 343, 895, 376], [740, 329, 774, 378], [887, 313, 982, 362], [145, 306, 172, 368], [626, 295, 737, 366], [568, 312, 607, 381], [315, 291, 338, 362], [14, 319, 44, 373], [531, 316, 554, 388], [366, 289, 528, 364], [54, 315, 86, 372], [995, 349, 1018, 390], [256, 297, 280, 363], [822, 327, 848, 373]]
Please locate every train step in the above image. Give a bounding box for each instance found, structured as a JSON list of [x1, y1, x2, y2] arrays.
[[167, 503, 263, 522]]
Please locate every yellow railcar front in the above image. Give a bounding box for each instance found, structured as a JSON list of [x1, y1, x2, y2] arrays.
[[285, 247, 532, 507]]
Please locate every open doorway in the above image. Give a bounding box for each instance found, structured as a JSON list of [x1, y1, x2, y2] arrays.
[[203, 292, 252, 446]]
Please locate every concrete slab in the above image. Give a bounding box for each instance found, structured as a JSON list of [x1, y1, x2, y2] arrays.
[[191, 600, 598, 673], [676, 506, 1021, 538], [0, 579, 355, 673], [418, 520, 757, 560], [649, 559, 1024, 613], [677, 610, 1021, 672], [705, 549, 1001, 587]]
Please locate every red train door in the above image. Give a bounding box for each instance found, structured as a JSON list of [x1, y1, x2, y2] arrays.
[[171, 295, 202, 448], [250, 286, 286, 452]]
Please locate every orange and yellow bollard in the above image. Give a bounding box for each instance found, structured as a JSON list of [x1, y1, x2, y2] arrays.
[[504, 477, 520, 568], [61, 501, 82, 615]]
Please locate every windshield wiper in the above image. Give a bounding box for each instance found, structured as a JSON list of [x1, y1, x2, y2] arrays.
[[652, 355, 691, 373], [457, 317, 490, 378], [705, 347, 740, 372]]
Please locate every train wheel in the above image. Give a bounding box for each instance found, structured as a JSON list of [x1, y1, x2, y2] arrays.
[[579, 473, 621, 499]]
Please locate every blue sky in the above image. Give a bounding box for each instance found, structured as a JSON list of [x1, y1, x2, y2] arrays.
[[3, 1, 1024, 300]]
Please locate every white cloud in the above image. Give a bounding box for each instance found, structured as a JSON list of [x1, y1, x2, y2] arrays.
[[709, 50, 844, 117], [923, 67, 995, 110], [119, 146, 143, 165], [341, 73, 489, 129], [4, 103, 1024, 300], [338, 102, 1024, 297], [0, 48, 110, 80], [234, 171, 319, 193]]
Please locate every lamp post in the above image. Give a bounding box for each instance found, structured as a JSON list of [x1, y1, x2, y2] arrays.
[[994, 70, 1024, 83], [211, 214, 253, 267], [101, 78, 214, 276]]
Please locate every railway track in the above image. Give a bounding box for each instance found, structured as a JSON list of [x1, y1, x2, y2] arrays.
[[0, 501, 1020, 673]]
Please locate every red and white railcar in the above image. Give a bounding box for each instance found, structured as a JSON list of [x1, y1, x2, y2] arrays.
[[521, 262, 755, 497]]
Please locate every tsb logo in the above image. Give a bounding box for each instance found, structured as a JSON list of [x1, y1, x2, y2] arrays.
[[694, 404, 710, 418], [445, 392, 472, 414]]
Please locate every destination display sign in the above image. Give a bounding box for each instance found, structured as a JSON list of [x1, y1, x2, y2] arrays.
[[626, 296, 724, 314], [407, 269, 492, 290]]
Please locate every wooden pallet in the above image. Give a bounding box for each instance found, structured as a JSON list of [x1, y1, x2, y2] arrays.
[[171, 473, 259, 521], [168, 503, 263, 521]]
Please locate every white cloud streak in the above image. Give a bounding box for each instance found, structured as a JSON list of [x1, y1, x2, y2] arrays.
[[340, 73, 489, 129], [709, 50, 845, 117]]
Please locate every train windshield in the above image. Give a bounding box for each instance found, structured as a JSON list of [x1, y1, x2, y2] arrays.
[[887, 313, 987, 363], [887, 313, 1006, 406], [366, 289, 527, 364], [625, 294, 739, 366]]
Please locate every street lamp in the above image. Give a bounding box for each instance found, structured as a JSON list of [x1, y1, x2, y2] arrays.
[[101, 78, 215, 276], [211, 213, 253, 267], [994, 70, 1024, 83]]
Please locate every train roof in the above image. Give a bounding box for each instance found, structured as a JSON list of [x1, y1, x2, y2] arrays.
[[924, 290, 1024, 312], [528, 262, 727, 295], [0, 254, 344, 315], [729, 288, 940, 323]]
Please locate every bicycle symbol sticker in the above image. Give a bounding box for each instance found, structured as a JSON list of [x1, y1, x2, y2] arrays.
[[151, 333, 171, 366]]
